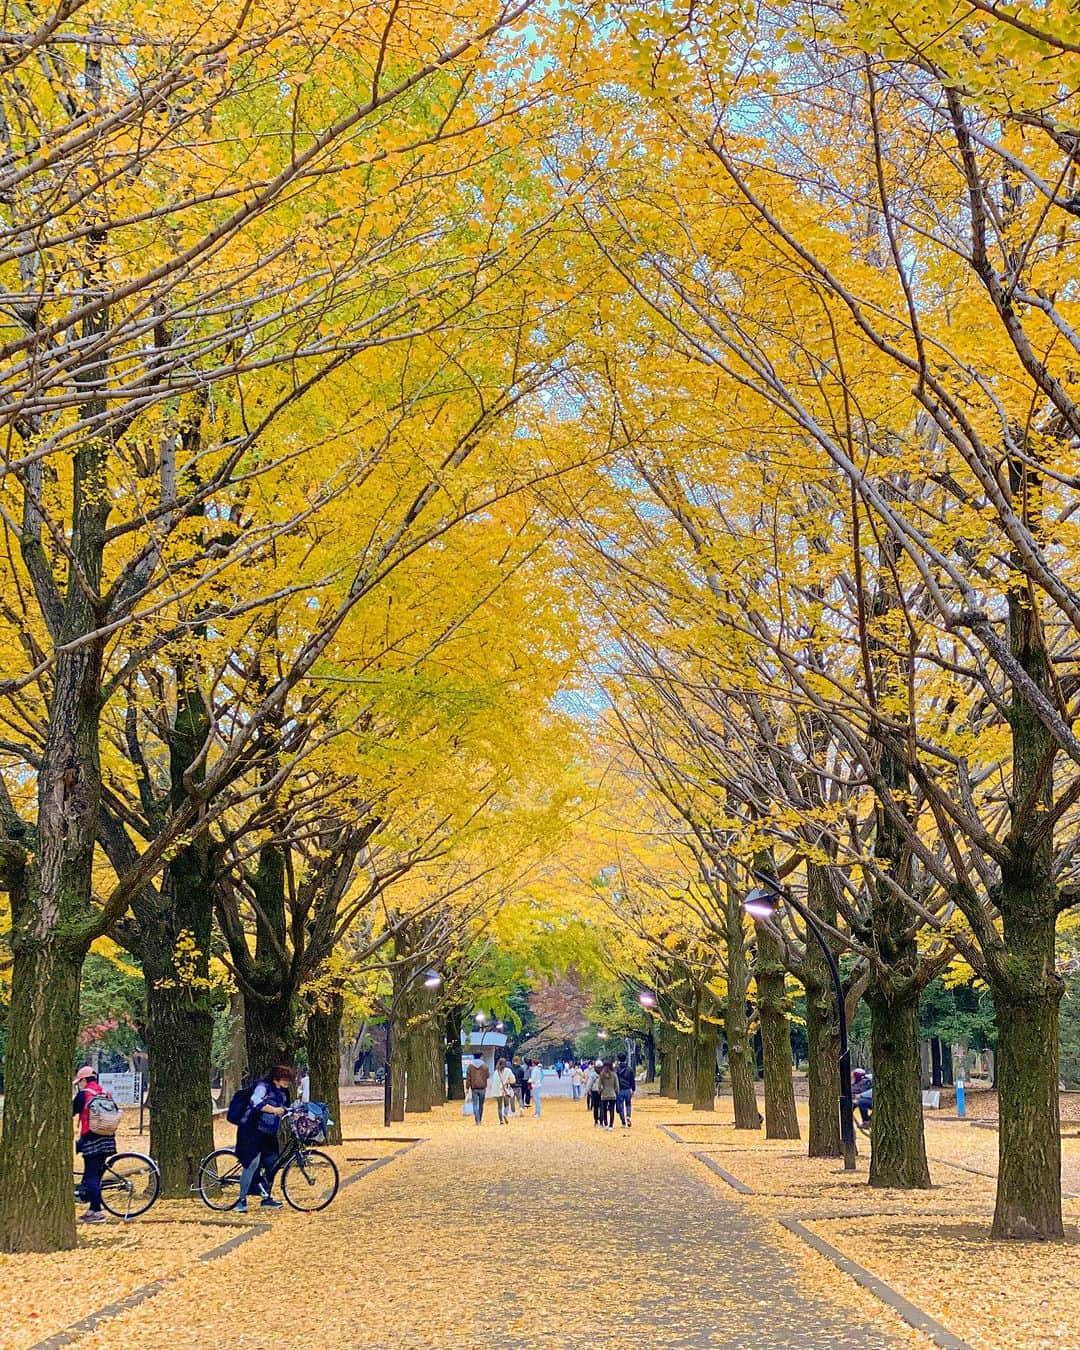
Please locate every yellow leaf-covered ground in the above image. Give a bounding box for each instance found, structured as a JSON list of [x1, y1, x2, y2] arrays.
[[670, 1101, 1080, 1350], [8, 1095, 1078, 1349], [3, 1096, 927, 1350]]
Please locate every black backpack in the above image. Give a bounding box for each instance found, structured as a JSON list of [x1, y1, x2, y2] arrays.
[[226, 1084, 254, 1126]]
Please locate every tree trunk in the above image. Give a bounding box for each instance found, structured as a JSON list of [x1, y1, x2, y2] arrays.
[[406, 1023, 439, 1113], [754, 924, 800, 1140], [930, 1038, 943, 1088], [658, 1023, 676, 1097], [0, 939, 84, 1251], [676, 1033, 694, 1104], [941, 1043, 954, 1087], [867, 985, 931, 1188], [307, 992, 344, 1144], [220, 992, 247, 1108], [992, 976, 1062, 1238], [804, 862, 841, 1157], [0, 612, 105, 1248], [141, 840, 216, 1199], [805, 973, 841, 1157], [143, 967, 215, 1197], [245, 995, 294, 1078], [692, 1019, 718, 1111], [445, 1008, 465, 1101], [987, 553, 1064, 1238], [644, 1022, 657, 1083], [725, 875, 760, 1130]]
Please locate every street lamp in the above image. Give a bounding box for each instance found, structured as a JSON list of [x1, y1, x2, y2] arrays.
[[383, 968, 442, 1128], [743, 873, 857, 1171]]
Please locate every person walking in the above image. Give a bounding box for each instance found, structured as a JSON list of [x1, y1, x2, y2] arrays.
[[72, 1066, 113, 1224], [492, 1057, 514, 1124], [570, 1062, 584, 1102], [466, 1051, 490, 1125], [555, 1059, 564, 1079], [502, 1059, 518, 1116], [615, 1053, 636, 1128], [236, 1064, 292, 1214], [529, 1060, 544, 1117], [516, 1054, 532, 1109], [585, 1060, 602, 1126], [597, 1058, 619, 1130]]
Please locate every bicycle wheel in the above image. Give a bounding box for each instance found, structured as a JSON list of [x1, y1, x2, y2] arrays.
[[101, 1153, 160, 1219], [198, 1149, 244, 1210], [281, 1148, 338, 1212]]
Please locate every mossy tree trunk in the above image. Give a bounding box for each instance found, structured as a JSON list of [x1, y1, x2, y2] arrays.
[[142, 942, 215, 1196], [754, 923, 800, 1140], [307, 992, 344, 1144], [220, 992, 247, 1109], [863, 527, 931, 1190], [0, 436, 108, 1251], [658, 1023, 677, 1097], [445, 1007, 465, 1101], [804, 863, 841, 1158], [867, 980, 930, 1188], [676, 1032, 694, 1105], [987, 560, 1063, 1238], [692, 1016, 718, 1112], [406, 1020, 442, 1113], [104, 675, 218, 1199], [725, 873, 760, 1129], [0, 934, 85, 1252]]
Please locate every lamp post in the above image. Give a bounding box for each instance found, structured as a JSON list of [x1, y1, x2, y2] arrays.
[[384, 968, 442, 1129], [743, 873, 857, 1171]]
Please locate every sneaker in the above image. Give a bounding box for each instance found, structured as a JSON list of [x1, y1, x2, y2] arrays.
[[234, 1200, 248, 1214], [260, 1197, 283, 1209], [79, 1211, 107, 1224]]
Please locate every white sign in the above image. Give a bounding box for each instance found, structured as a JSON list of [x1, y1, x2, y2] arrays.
[[98, 1071, 143, 1106], [921, 1089, 941, 1109]]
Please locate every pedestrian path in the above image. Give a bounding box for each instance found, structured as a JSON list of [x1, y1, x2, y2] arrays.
[[73, 1097, 921, 1348]]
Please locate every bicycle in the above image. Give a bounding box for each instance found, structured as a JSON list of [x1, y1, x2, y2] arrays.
[[75, 1151, 161, 1220], [197, 1104, 339, 1213]]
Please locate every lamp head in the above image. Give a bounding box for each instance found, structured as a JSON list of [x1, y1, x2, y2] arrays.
[[637, 990, 657, 1009], [423, 970, 442, 989], [495, 1021, 505, 1032], [475, 1011, 487, 1024], [743, 887, 778, 920], [597, 1030, 607, 1040]]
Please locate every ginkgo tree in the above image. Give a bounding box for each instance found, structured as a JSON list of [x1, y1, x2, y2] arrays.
[[0, 0, 598, 1252]]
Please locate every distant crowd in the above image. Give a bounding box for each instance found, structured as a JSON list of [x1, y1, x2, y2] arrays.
[[463, 1052, 637, 1129]]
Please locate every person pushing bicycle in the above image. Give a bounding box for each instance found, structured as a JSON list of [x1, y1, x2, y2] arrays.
[[235, 1064, 293, 1214], [72, 1065, 113, 1224]]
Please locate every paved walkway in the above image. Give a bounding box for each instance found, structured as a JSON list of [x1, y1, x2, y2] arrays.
[[75, 1098, 910, 1348]]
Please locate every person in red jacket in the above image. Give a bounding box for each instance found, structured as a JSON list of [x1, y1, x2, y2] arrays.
[[72, 1065, 111, 1223]]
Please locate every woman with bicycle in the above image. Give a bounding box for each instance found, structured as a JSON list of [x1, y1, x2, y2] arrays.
[[72, 1065, 112, 1224], [235, 1065, 293, 1214]]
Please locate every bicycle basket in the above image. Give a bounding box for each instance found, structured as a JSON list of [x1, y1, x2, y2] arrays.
[[291, 1102, 330, 1143]]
